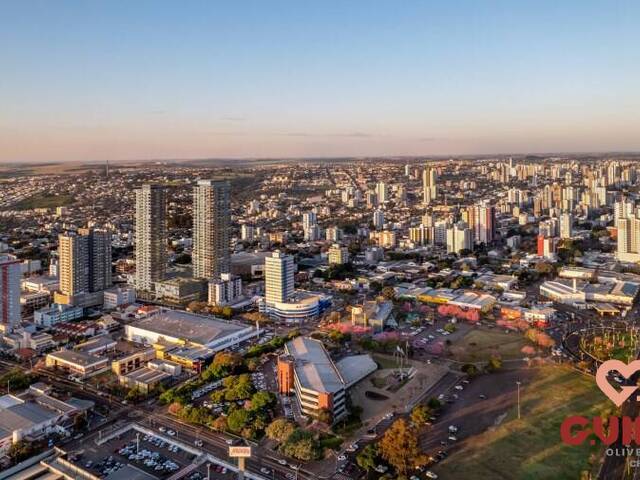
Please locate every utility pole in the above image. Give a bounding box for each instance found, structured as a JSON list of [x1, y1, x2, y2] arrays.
[[207, 463, 211, 480], [516, 381, 521, 420]]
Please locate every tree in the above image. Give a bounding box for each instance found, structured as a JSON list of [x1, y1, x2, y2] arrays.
[[8, 440, 35, 463], [210, 415, 228, 432], [213, 351, 243, 370], [0, 369, 35, 392], [227, 409, 251, 433], [223, 374, 254, 401], [378, 419, 425, 475], [266, 418, 296, 443], [426, 397, 441, 410], [356, 444, 378, 472], [281, 430, 321, 461], [487, 356, 503, 372], [410, 405, 430, 425], [461, 363, 478, 377], [187, 301, 208, 313], [250, 391, 276, 412], [315, 408, 333, 425]]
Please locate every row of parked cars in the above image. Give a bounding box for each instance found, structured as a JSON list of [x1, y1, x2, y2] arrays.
[[117, 441, 180, 473]]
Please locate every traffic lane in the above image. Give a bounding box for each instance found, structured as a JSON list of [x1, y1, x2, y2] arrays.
[[147, 414, 308, 480], [421, 368, 535, 454]]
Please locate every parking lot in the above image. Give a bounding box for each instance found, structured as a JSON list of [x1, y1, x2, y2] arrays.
[[79, 428, 198, 478]]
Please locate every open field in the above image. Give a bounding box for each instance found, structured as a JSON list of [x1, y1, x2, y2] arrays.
[[434, 365, 609, 480], [447, 328, 528, 363], [13, 192, 75, 210]]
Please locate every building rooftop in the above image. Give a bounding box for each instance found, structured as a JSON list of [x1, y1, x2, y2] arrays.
[[285, 336, 344, 394], [0, 396, 58, 435], [122, 367, 171, 384], [335, 354, 377, 388], [132, 310, 247, 345], [47, 349, 107, 367]]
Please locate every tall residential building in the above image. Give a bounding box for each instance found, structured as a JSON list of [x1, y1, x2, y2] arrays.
[[422, 166, 437, 205], [58, 228, 112, 296], [0, 254, 21, 332], [302, 212, 319, 241], [373, 209, 385, 230], [376, 182, 389, 203], [193, 180, 231, 280], [560, 213, 573, 239], [135, 184, 167, 291], [469, 202, 496, 245], [446, 222, 472, 254], [328, 244, 350, 265], [264, 251, 295, 304], [617, 214, 640, 263], [241, 224, 255, 242]]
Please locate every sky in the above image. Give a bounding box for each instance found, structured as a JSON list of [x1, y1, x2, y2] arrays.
[[1, 0, 640, 163]]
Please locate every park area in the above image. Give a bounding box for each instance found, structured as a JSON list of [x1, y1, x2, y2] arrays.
[[447, 328, 529, 363], [435, 364, 610, 480]]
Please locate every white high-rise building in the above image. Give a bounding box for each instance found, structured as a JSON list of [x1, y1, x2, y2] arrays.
[[193, 180, 231, 280], [376, 182, 389, 204], [0, 254, 21, 332], [560, 213, 573, 239], [617, 211, 640, 263], [241, 224, 256, 242], [446, 222, 472, 254], [264, 251, 295, 304], [208, 273, 243, 306], [325, 227, 343, 242], [135, 184, 167, 291], [469, 202, 496, 245], [302, 212, 318, 241], [423, 167, 437, 205], [373, 209, 385, 230]]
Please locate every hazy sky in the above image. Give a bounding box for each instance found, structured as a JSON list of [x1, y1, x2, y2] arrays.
[[2, 1, 640, 163]]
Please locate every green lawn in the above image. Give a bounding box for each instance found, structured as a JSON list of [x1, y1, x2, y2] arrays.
[[435, 365, 610, 480], [14, 193, 74, 210], [448, 328, 528, 363]]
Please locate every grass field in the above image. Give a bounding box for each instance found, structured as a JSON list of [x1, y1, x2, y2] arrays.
[[14, 193, 74, 210], [448, 328, 528, 363], [435, 365, 609, 480]]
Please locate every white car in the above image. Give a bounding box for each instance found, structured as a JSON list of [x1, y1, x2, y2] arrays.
[[337, 454, 347, 461], [426, 471, 439, 479], [261, 467, 271, 475], [454, 385, 464, 391]]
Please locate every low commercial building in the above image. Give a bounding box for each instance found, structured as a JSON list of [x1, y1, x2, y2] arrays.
[[155, 277, 208, 306], [118, 367, 172, 394], [20, 290, 51, 316], [34, 303, 83, 328], [448, 292, 496, 312], [540, 277, 640, 306], [103, 285, 136, 309], [45, 349, 109, 378], [259, 292, 331, 324], [278, 336, 376, 423], [0, 383, 90, 456], [74, 335, 117, 355], [111, 348, 157, 375], [124, 309, 259, 352], [351, 300, 395, 333]]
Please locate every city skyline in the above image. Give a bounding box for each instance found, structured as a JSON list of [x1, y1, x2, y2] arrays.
[[2, 1, 640, 163]]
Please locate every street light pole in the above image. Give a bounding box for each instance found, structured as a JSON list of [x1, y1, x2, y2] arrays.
[[516, 381, 521, 420]]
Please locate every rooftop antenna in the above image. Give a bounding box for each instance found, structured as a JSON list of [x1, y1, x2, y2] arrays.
[[106, 160, 110, 179]]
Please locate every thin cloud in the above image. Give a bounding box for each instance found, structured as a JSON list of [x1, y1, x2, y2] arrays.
[[220, 116, 246, 122]]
